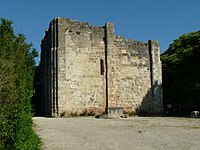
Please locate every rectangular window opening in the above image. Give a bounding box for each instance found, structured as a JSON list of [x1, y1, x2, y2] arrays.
[[100, 59, 104, 75]]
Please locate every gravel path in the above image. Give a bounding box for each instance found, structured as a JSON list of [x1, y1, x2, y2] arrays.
[[33, 117, 200, 150]]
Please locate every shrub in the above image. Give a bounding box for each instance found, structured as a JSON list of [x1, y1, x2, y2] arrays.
[[0, 18, 40, 149]]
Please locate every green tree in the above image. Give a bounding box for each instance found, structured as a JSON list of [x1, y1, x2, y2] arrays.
[[161, 30, 200, 116], [0, 18, 40, 149]]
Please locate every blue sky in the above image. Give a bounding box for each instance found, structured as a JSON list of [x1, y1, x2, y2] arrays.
[[1, 0, 200, 64]]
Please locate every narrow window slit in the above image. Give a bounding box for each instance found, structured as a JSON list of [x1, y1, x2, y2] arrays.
[[100, 59, 104, 75]]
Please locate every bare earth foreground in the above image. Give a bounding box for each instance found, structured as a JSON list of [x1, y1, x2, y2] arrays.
[[33, 117, 200, 150]]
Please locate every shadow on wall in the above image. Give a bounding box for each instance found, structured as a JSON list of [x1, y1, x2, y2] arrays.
[[135, 83, 163, 116], [31, 65, 43, 116]]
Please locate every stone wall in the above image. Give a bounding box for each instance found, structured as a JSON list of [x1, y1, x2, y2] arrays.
[[108, 35, 152, 113], [37, 17, 163, 117], [57, 18, 106, 116]]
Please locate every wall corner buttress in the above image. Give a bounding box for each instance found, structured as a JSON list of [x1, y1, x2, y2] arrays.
[[148, 40, 163, 115]]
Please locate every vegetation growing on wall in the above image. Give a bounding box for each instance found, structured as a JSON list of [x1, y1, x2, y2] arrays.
[[161, 30, 200, 116], [0, 18, 40, 150]]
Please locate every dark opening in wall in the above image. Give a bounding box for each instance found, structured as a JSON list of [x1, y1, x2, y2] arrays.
[[100, 59, 104, 75]]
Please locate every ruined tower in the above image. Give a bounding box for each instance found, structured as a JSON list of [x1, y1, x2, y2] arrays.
[[36, 17, 163, 117]]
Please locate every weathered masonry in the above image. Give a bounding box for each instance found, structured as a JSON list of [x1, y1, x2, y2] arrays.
[[35, 17, 163, 117]]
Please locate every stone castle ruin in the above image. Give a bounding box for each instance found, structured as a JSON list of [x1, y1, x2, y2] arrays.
[[34, 17, 163, 117]]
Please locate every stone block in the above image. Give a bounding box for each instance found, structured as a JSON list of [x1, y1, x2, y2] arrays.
[[107, 107, 124, 118], [191, 111, 199, 118]]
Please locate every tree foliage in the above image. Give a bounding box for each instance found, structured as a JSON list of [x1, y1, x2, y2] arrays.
[[0, 18, 40, 149], [161, 30, 200, 115]]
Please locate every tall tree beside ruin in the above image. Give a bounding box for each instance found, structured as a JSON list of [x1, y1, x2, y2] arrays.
[[161, 30, 200, 115], [0, 18, 40, 149]]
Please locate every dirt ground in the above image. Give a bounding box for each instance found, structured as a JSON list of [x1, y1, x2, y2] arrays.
[[33, 117, 200, 150]]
